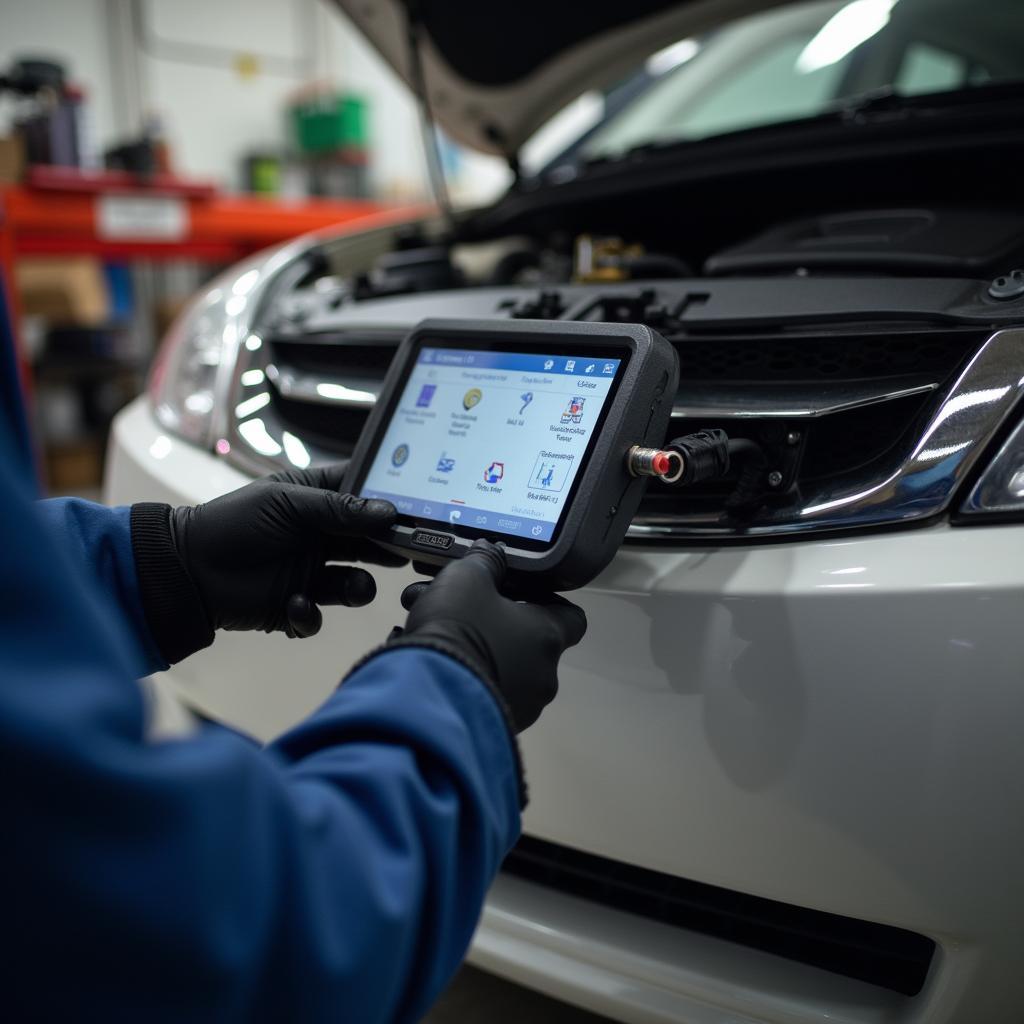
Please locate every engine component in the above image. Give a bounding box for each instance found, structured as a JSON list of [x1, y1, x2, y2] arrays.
[[705, 208, 1024, 277], [574, 235, 691, 282], [355, 246, 463, 299]]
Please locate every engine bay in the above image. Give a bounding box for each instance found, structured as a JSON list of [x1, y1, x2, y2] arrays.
[[311, 205, 1024, 309], [232, 76, 1024, 543], [233, 198, 1024, 541]]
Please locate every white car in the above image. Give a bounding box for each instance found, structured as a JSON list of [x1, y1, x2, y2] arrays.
[[106, 1, 1024, 1021]]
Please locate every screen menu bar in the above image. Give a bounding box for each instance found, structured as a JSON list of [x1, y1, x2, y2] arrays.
[[419, 348, 621, 377]]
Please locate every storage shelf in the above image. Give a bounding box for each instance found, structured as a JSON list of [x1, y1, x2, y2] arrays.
[[0, 166, 431, 397]]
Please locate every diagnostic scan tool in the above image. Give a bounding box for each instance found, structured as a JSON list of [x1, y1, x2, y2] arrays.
[[344, 319, 679, 590]]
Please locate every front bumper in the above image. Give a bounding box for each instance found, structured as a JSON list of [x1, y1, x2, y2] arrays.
[[107, 397, 1024, 1023]]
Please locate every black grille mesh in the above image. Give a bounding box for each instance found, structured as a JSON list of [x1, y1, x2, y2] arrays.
[[673, 329, 973, 382], [503, 836, 935, 997], [268, 394, 369, 456], [270, 339, 396, 377]]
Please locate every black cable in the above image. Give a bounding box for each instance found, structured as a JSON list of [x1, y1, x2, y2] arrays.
[[665, 429, 731, 486], [723, 438, 768, 513], [662, 429, 770, 514]]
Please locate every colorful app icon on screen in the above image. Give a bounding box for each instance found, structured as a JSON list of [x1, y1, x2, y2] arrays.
[[560, 397, 586, 424], [531, 453, 574, 492]]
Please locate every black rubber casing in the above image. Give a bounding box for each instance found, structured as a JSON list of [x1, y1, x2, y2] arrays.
[[344, 318, 679, 590]]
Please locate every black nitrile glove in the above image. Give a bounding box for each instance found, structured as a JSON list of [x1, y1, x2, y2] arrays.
[[131, 465, 405, 664], [391, 539, 587, 733]]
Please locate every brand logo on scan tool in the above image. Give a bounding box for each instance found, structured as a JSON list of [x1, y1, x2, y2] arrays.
[[412, 529, 455, 551]]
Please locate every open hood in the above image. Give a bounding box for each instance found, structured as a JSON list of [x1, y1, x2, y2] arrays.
[[332, 0, 793, 158]]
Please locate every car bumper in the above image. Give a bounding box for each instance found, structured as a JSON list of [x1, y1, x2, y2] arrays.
[[107, 397, 1024, 1023]]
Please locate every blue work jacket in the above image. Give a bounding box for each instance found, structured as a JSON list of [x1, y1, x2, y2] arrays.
[[0, 340, 521, 1021]]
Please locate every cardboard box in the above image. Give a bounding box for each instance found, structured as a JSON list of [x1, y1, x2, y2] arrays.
[[45, 439, 104, 492], [0, 134, 24, 184], [15, 257, 109, 325], [154, 295, 189, 338]]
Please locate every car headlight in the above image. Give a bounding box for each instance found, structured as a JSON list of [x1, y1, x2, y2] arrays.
[[960, 411, 1024, 519], [148, 244, 296, 448]]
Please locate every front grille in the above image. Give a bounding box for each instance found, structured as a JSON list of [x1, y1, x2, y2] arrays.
[[638, 389, 934, 522], [259, 334, 396, 456], [268, 393, 369, 457], [252, 322, 984, 536], [502, 836, 936, 998], [799, 391, 926, 480]]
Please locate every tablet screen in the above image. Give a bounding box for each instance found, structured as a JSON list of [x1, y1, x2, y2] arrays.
[[359, 344, 624, 545]]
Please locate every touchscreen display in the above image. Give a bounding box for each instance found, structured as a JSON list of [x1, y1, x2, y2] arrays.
[[359, 346, 623, 544]]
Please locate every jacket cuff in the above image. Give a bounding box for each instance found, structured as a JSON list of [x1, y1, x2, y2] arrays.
[[346, 638, 528, 810], [130, 503, 215, 665]]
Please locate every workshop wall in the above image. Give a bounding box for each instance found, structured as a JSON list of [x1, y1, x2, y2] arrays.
[[0, 0, 474, 199], [139, 0, 431, 198], [0, 0, 118, 159]]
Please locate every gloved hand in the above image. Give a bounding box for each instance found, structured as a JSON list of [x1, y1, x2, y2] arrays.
[[131, 465, 405, 664], [391, 540, 587, 732]]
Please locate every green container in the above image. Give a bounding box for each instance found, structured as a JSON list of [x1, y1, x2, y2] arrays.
[[291, 93, 368, 154], [246, 153, 282, 194]]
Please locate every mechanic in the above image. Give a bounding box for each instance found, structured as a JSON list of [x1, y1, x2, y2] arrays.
[[0, 330, 586, 1022]]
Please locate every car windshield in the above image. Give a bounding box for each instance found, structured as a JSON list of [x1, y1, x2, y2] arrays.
[[524, 0, 1024, 174]]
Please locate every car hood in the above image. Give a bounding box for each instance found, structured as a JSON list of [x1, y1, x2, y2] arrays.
[[331, 0, 793, 157]]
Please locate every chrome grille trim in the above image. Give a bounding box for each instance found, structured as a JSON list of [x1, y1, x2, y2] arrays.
[[265, 362, 380, 408], [671, 379, 938, 419]]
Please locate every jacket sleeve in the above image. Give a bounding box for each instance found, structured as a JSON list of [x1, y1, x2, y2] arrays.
[[34, 496, 169, 676], [3, 462, 522, 1023]]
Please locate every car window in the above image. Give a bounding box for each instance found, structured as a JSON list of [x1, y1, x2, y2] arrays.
[[664, 35, 849, 140], [896, 43, 971, 94], [558, 0, 1024, 168]]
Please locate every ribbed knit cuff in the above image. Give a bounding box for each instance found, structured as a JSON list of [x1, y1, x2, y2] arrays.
[[130, 503, 215, 666], [344, 638, 528, 810]]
